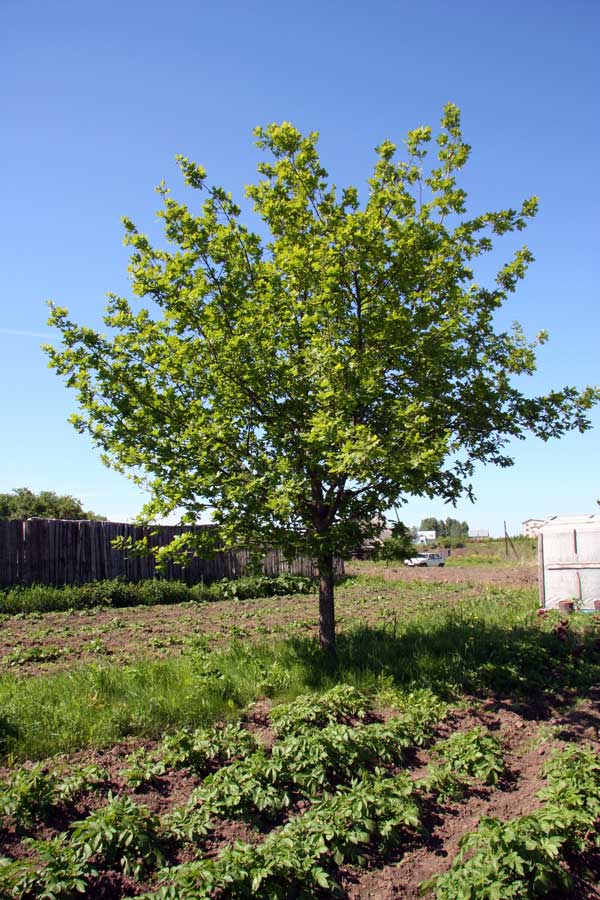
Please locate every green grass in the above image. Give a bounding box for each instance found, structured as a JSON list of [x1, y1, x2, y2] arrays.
[[445, 538, 537, 567], [1, 582, 598, 762], [445, 553, 507, 567]]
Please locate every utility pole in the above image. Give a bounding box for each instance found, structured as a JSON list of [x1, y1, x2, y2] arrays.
[[504, 521, 519, 558]]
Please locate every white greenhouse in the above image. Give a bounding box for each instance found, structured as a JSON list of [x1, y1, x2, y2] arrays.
[[538, 515, 600, 612]]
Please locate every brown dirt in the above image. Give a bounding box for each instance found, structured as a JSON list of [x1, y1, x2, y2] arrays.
[[343, 694, 600, 899], [2, 690, 599, 898], [345, 559, 537, 586]]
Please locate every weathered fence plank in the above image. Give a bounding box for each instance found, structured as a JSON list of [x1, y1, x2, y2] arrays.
[[0, 519, 342, 586]]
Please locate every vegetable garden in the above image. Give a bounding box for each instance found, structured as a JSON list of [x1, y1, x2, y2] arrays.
[[1, 563, 600, 898]]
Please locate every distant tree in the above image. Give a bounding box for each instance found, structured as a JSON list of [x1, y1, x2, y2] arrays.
[[419, 516, 469, 538], [46, 105, 598, 655], [443, 517, 469, 538], [0, 488, 105, 521], [419, 517, 442, 536]]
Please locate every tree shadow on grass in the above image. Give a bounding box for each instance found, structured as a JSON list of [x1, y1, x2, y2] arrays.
[[281, 615, 600, 716]]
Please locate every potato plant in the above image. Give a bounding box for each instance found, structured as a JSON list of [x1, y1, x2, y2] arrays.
[[0, 836, 95, 900], [423, 743, 600, 899], [69, 794, 166, 878], [138, 771, 421, 899], [432, 726, 506, 784], [269, 684, 371, 736]]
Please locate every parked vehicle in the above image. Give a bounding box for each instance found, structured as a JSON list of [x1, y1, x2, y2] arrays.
[[404, 552, 445, 568]]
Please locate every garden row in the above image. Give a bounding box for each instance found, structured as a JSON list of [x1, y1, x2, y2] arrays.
[[2, 683, 598, 898], [0, 573, 313, 615]]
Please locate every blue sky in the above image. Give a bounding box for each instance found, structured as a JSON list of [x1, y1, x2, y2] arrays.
[[1, 0, 598, 536]]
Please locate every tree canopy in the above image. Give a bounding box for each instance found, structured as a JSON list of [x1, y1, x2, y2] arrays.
[[0, 488, 104, 521], [419, 517, 469, 538], [46, 104, 598, 652]]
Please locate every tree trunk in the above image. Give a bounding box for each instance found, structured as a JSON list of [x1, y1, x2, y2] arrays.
[[318, 553, 336, 655]]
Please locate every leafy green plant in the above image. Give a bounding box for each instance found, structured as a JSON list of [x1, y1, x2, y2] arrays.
[[138, 771, 420, 899], [159, 722, 258, 773], [374, 685, 448, 721], [0, 836, 95, 900], [422, 809, 573, 899], [256, 660, 292, 695], [195, 574, 313, 602], [269, 684, 370, 736], [273, 712, 440, 796], [3, 645, 68, 666], [69, 793, 166, 878], [189, 750, 290, 822], [0, 765, 58, 827], [55, 764, 110, 803], [120, 748, 166, 790], [422, 743, 600, 899], [0, 574, 313, 615], [539, 743, 600, 849], [162, 804, 213, 845], [300, 771, 421, 865], [430, 726, 506, 786]]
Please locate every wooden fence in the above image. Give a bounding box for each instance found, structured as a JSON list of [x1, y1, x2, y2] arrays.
[[0, 519, 341, 587]]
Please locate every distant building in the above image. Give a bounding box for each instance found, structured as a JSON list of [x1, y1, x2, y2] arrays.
[[522, 518, 546, 537], [468, 529, 489, 540], [417, 530, 436, 543]]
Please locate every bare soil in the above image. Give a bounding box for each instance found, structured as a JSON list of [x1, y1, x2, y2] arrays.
[[345, 559, 537, 586]]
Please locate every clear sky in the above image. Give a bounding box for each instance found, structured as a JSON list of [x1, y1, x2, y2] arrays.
[[1, 0, 598, 537]]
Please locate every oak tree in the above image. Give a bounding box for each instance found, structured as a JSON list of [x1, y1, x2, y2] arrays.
[[46, 105, 598, 653]]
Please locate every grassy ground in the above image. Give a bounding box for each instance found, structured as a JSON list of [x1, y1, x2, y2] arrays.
[[0, 566, 597, 761], [445, 537, 537, 567], [2, 563, 600, 899]]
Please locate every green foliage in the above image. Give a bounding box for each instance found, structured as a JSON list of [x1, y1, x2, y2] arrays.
[[420, 517, 469, 539], [373, 535, 417, 562], [55, 764, 109, 803], [431, 726, 506, 785], [539, 744, 600, 849], [0, 763, 109, 831], [423, 809, 573, 899], [3, 644, 69, 666], [272, 712, 442, 797], [0, 765, 57, 827], [438, 537, 466, 549], [269, 684, 370, 736], [4, 582, 600, 763], [0, 487, 104, 521], [302, 771, 421, 865], [418, 727, 506, 802], [141, 772, 420, 899], [423, 742, 600, 899], [199, 573, 313, 601], [0, 647, 272, 761], [159, 722, 259, 773], [190, 750, 290, 822], [69, 793, 166, 878], [46, 105, 599, 653], [0, 573, 313, 615], [120, 748, 166, 790], [0, 835, 94, 900], [372, 521, 417, 561]]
